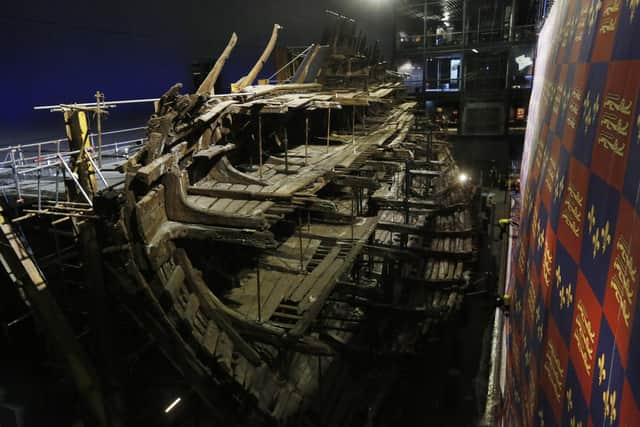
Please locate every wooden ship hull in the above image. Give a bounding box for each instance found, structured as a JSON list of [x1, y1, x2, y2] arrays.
[[0, 21, 483, 426]]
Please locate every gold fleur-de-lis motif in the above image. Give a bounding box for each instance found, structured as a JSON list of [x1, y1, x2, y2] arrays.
[[593, 231, 602, 258], [589, 208, 612, 258], [538, 409, 545, 427], [588, 205, 596, 233], [588, 1, 603, 30], [583, 91, 592, 120], [584, 91, 602, 133], [538, 225, 546, 250], [560, 283, 574, 309], [570, 416, 584, 427], [598, 353, 607, 385], [554, 175, 565, 202], [556, 265, 562, 286], [600, 221, 612, 253], [593, 93, 601, 117], [537, 324, 544, 341], [567, 388, 574, 412], [603, 388, 617, 425], [636, 114, 640, 144]]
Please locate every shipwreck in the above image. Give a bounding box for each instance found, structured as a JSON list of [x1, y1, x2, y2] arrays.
[[0, 20, 484, 426]]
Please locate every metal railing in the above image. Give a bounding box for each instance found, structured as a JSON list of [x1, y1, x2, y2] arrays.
[[0, 126, 146, 204], [397, 25, 538, 50]]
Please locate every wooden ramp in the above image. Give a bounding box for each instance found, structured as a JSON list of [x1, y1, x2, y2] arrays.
[[0, 206, 108, 427]]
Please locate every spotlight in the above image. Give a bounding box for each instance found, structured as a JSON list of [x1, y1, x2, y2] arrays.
[[471, 48, 479, 54], [164, 397, 182, 414], [458, 173, 470, 184]]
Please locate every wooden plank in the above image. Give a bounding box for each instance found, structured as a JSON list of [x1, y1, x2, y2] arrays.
[[208, 197, 234, 211], [237, 200, 261, 216], [230, 269, 284, 319], [289, 245, 341, 303], [297, 255, 347, 313], [203, 321, 221, 354], [261, 275, 299, 321], [184, 293, 200, 322], [224, 199, 250, 214], [188, 186, 291, 201], [232, 356, 248, 387], [214, 330, 234, 373], [187, 195, 218, 211], [229, 184, 249, 192]]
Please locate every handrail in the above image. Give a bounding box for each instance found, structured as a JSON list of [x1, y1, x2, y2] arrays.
[[0, 139, 144, 170], [0, 126, 145, 154], [56, 154, 93, 206]]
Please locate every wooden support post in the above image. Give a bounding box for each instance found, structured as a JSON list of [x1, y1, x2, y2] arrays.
[[258, 115, 264, 179], [304, 115, 309, 166], [63, 109, 97, 198], [95, 91, 104, 168], [298, 214, 304, 273], [0, 207, 109, 426], [256, 260, 262, 322], [351, 192, 355, 241]]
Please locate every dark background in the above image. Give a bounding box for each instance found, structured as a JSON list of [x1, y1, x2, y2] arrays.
[[0, 0, 394, 145]]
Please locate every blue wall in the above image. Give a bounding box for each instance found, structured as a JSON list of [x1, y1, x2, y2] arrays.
[[0, 0, 393, 144]]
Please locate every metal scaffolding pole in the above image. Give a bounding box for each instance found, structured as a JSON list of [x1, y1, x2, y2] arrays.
[[326, 107, 332, 153], [258, 115, 264, 179]]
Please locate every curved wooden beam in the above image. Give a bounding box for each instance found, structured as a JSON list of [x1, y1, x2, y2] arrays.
[[207, 156, 266, 186], [197, 32, 238, 96], [233, 24, 282, 92], [293, 43, 321, 84]]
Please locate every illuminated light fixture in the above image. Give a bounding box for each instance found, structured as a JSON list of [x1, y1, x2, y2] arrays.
[[515, 54, 533, 71], [458, 173, 470, 184], [164, 397, 182, 414], [471, 48, 479, 54], [398, 61, 414, 72]]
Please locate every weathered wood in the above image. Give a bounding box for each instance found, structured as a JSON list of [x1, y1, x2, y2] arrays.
[[163, 172, 269, 230], [193, 143, 236, 160], [289, 245, 341, 302], [188, 186, 292, 201], [197, 33, 238, 96], [332, 174, 381, 190], [234, 24, 281, 91]]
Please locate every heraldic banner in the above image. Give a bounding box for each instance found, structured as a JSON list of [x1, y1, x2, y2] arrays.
[[504, 0, 640, 426]]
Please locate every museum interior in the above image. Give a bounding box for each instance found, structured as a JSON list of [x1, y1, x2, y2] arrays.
[[0, 0, 638, 426]]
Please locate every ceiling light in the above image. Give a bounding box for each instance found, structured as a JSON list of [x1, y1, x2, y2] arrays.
[[458, 173, 470, 184], [471, 48, 479, 54]]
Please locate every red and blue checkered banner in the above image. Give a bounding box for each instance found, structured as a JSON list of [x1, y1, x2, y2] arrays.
[[505, 0, 640, 426]]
